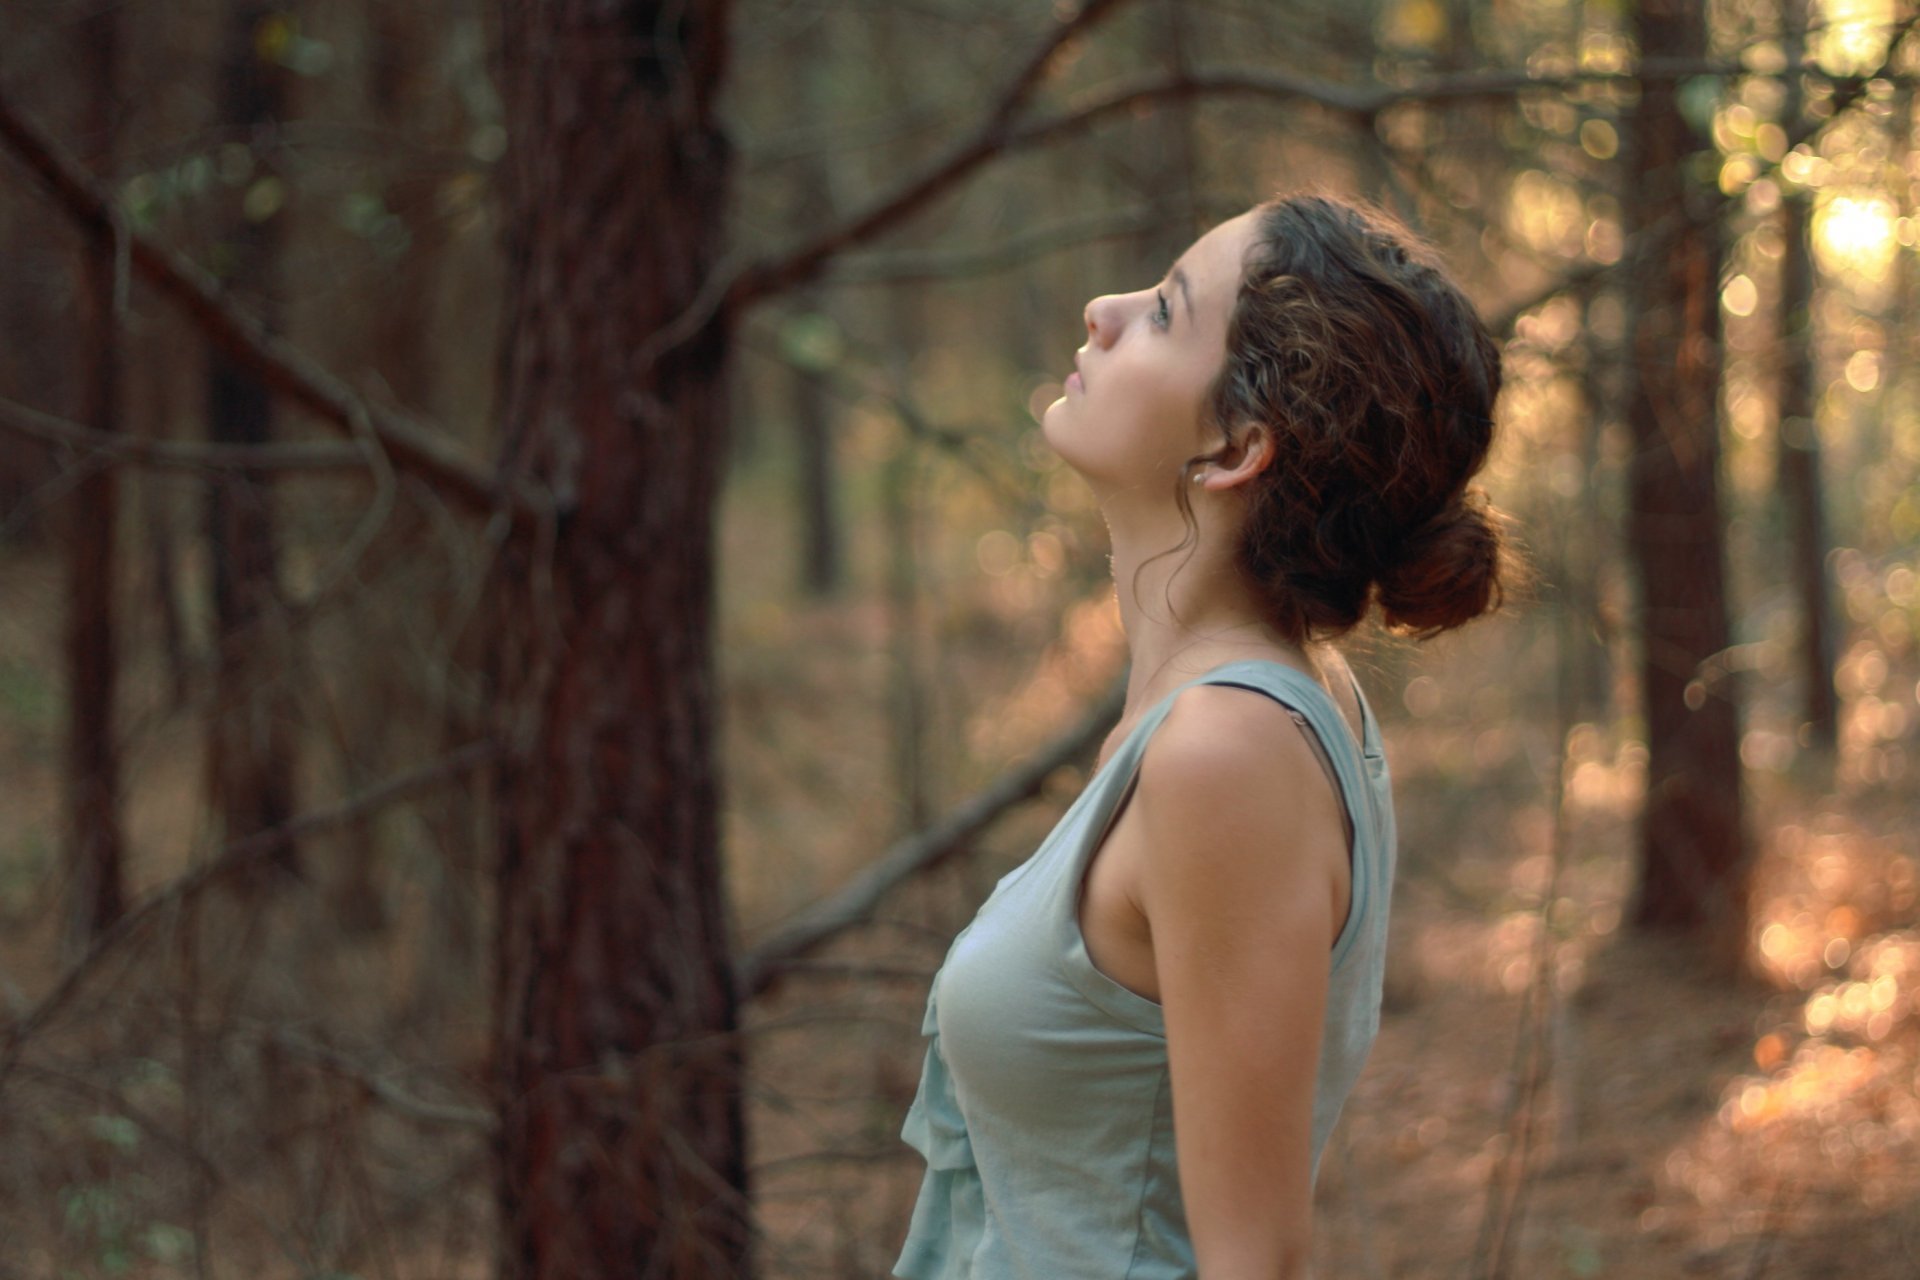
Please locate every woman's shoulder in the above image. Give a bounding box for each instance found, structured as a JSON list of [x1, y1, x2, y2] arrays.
[[1124, 680, 1352, 948], [1131, 681, 1350, 845]]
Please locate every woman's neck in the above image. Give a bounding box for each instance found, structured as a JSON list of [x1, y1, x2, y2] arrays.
[[1103, 500, 1324, 717]]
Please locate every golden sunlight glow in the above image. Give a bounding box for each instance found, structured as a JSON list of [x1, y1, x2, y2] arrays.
[[1812, 0, 1897, 76], [1579, 119, 1617, 160], [1722, 274, 1759, 317], [1755, 123, 1788, 163], [1720, 1043, 1880, 1134], [1814, 193, 1900, 283], [1721, 155, 1762, 195], [1507, 170, 1584, 257], [1379, 0, 1447, 49], [1578, 31, 1632, 73], [1845, 349, 1882, 393]]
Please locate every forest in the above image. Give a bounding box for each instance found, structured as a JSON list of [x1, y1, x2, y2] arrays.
[[1, 0, 1917, 1275]]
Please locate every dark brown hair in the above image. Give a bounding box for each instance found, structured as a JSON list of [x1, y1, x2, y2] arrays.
[[1148, 188, 1527, 644]]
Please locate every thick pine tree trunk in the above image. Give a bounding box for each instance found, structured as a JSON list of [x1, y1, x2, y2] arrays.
[[65, 0, 126, 947], [489, 2, 751, 1276], [1622, 0, 1751, 963]]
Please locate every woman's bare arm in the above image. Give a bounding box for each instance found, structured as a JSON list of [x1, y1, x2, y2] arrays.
[[1131, 685, 1351, 1280]]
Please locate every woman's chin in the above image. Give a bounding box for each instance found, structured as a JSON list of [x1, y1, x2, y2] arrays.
[[1037, 403, 1070, 454], [1042, 407, 1133, 491]]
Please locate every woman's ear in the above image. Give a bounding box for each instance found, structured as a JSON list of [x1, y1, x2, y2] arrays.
[[1197, 422, 1274, 492]]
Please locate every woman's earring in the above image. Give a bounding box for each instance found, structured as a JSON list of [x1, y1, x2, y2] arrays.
[[1191, 472, 1206, 483]]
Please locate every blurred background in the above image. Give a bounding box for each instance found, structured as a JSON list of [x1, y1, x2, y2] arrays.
[[1, 0, 1917, 1275]]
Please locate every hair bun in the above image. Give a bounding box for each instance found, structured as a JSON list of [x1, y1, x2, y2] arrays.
[[1376, 488, 1508, 639]]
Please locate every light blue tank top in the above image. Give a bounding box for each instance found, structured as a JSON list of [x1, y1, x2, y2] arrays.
[[893, 659, 1397, 1280]]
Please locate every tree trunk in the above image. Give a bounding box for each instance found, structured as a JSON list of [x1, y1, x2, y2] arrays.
[[1622, 0, 1750, 964], [1776, 0, 1839, 762], [882, 292, 931, 836], [1776, 170, 1840, 759], [790, 15, 844, 598], [325, 0, 469, 936], [65, 0, 127, 948], [204, 0, 298, 875], [1552, 285, 1619, 732], [489, 2, 751, 1276]]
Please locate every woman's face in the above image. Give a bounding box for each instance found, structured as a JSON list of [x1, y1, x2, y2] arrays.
[[1042, 209, 1258, 497]]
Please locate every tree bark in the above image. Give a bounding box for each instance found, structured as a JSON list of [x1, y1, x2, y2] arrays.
[[489, 2, 750, 1277], [790, 14, 845, 599], [1622, 0, 1751, 964], [326, 0, 469, 937], [65, 0, 127, 948], [204, 0, 298, 876], [1775, 0, 1840, 762]]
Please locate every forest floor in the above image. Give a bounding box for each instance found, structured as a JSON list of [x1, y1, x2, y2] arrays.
[[2, 527, 1918, 1278]]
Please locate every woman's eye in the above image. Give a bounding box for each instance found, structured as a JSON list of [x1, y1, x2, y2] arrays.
[[1154, 290, 1171, 329]]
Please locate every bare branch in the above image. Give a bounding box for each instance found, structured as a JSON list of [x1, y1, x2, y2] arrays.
[[254, 1025, 495, 1132], [821, 205, 1161, 286], [0, 87, 552, 533], [728, 50, 1920, 317], [0, 738, 502, 1082], [1784, 13, 1920, 152], [0, 391, 369, 474], [13, 1061, 227, 1181], [736, 323, 1034, 513], [737, 675, 1127, 998], [722, 0, 1137, 309], [985, 0, 1134, 137]]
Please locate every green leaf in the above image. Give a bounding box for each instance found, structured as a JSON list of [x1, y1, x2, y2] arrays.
[[1559, 1223, 1604, 1277], [140, 1223, 195, 1264], [780, 313, 845, 373], [86, 1114, 141, 1151], [244, 176, 287, 223], [1677, 75, 1725, 134], [282, 35, 334, 76]]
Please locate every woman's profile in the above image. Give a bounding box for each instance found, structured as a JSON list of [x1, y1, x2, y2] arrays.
[[892, 189, 1521, 1280]]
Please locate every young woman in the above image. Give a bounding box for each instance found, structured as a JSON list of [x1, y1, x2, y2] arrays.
[[893, 191, 1518, 1280]]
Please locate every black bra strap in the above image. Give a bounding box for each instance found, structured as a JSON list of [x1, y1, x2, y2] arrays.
[[1280, 707, 1355, 857]]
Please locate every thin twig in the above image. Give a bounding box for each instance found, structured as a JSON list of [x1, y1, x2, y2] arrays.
[[1469, 421, 1583, 1280], [1735, 1169, 1801, 1280], [250, 1024, 495, 1132], [0, 738, 501, 1083], [302, 395, 400, 605], [721, 0, 1135, 311], [0, 87, 552, 533], [732, 48, 1920, 319], [0, 391, 369, 473]]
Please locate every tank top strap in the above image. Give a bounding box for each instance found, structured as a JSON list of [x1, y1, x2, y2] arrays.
[[1075, 658, 1378, 975], [1199, 661, 1371, 847]]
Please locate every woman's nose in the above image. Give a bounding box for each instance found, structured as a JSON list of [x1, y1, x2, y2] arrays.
[[1084, 294, 1122, 347]]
